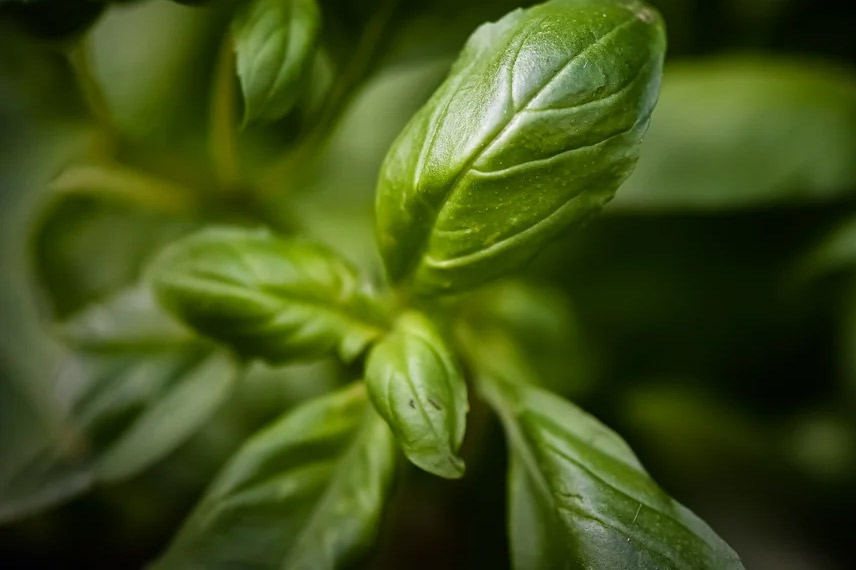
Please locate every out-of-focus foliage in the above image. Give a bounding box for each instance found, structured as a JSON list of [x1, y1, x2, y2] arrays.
[[613, 57, 856, 211]]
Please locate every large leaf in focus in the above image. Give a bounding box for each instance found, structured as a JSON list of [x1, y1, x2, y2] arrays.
[[232, 0, 321, 124], [0, 287, 237, 522], [612, 57, 856, 211], [32, 162, 195, 318], [479, 372, 745, 569], [366, 311, 468, 479], [150, 226, 387, 364], [153, 383, 397, 570], [376, 0, 665, 295]]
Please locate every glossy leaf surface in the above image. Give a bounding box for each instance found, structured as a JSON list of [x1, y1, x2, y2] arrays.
[[480, 373, 745, 570], [376, 0, 666, 294], [366, 311, 468, 478], [233, 0, 321, 124], [150, 227, 386, 364], [153, 383, 397, 570]]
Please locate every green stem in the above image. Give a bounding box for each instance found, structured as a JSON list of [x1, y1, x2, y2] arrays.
[[48, 162, 198, 215], [210, 34, 241, 188], [67, 35, 117, 150]]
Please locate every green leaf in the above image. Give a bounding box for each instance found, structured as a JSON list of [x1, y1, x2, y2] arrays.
[[93, 350, 236, 482], [0, 354, 93, 524], [460, 280, 590, 396], [480, 375, 745, 570], [149, 227, 387, 364], [32, 165, 195, 318], [612, 57, 856, 211], [0, 287, 238, 521], [375, 0, 665, 295], [59, 284, 194, 352], [152, 383, 397, 570], [800, 214, 856, 280], [366, 311, 468, 479], [232, 0, 321, 125], [60, 287, 238, 483]]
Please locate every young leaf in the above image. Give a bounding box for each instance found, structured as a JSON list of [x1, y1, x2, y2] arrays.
[[232, 0, 321, 125], [152, 383, 397, 570], [149, 227, 387, 364], [480, 374, 745, 570], [366, 311, 468, 479], [611, 57, 856, 211], [375, 0, 666, 295]]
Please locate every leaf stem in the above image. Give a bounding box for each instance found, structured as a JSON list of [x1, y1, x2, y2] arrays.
[[48, 162, 198, 215], [67, 35, 117, 151], [210, 33, 241, 188]]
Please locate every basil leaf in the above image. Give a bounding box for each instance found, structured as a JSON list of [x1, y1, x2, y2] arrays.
[[375, 0, 665, 295], [0, 358, 92, 524], [32, 164, 195, 318], [0, 287, 237, 521], [366, 311, 468, 479], [232, 0, 321, 125], [152, 383, 397, 570], [480, 374, 745, 570], [61, 287, 238, 483], [59, 284, 193, 352], [460, 280, 589, 397], [149, 227, 387, 364], [612, 57, 856, 211]]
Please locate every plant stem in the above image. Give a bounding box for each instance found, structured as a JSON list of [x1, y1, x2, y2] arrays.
[[48, 162, 198, 215], [67, 35, 117, 151], [210, 34, 241, 188]]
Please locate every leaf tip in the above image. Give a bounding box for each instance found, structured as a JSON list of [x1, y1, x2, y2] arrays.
[[409, 450, 466, 480]]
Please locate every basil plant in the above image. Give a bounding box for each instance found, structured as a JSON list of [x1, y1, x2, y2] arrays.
[[1, 0, 747, 568]]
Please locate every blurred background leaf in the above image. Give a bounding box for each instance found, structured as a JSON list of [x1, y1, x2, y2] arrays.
[[611, 57, 856, 211]]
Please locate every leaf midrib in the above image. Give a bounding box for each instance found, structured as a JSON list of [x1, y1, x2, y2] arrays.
[[406, 15, 639, 279]]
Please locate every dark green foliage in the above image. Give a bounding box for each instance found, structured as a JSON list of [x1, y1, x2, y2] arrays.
[[2, 0, 854, 568]]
